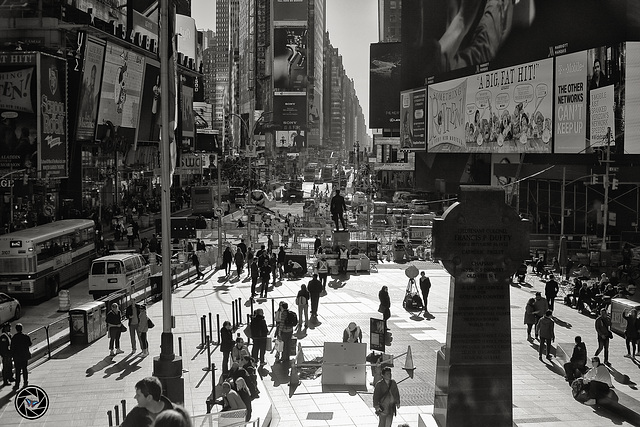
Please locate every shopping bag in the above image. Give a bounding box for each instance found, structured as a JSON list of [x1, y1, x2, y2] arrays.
[[266, 336, 273, 352]]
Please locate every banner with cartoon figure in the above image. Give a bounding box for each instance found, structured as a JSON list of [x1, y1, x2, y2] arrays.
[[427, 58, 553, 153]]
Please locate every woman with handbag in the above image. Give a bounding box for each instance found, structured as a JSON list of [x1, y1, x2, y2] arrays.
[[378, 286, 391, 322], [106, 303, 125, 356], [373, 366, 401, 427], [137, 305, 152, 357]]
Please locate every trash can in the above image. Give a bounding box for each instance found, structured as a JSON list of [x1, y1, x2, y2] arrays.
[[150, 273, 163, 296], [394, 240, 405, 262], [69, 301, 107, 345]]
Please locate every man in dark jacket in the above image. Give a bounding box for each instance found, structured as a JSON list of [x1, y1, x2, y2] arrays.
[[330, 189, 347, 231], [594, 308, 612, 364], [121, 376, 174, 427], [192, 251, 204, 279], [250, 308, 268, 365], [11, 323, 31, 390], [545, 275, 559, 311], [308, 274, 323, 319], [313, 235, 322, 255], [563, 335, 588, 384], [0, 323, 14, 386]]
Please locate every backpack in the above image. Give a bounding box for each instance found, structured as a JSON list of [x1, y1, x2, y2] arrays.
[[284, 310, 298, 327]]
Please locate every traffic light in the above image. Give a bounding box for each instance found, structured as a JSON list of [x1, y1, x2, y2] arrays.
[[385, 330, 393, 346], [591, 175, 598, 185], [611, 178, 619, 190]]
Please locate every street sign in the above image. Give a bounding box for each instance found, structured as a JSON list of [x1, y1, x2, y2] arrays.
[[0, 178, 15, 188]]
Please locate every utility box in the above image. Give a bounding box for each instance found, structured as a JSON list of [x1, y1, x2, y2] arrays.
[[69, 301, 107, 345]]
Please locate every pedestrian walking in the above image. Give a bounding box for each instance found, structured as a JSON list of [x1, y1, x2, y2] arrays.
[[125, 303, 142, 353], [563, 335, 588, 384], [279, 303, 296, 363], [126, 223, 135, 248], [277, 246, 286, 278], [192, 251, 204, 279], [419, 271, 431, 312], [106, 303, 125, 356], [339, 245, 349, 274], [622, 308, 638, 358], [373, 366, 401, 427], [245, 247, 254, 280], [260, 259, 271, 298], [378, 286, 391, 322], [523, 298, 536, 341], [249, 258, 259, 299], [0, 323, 14, 386], [11, 323, 32, 390], [138, 305, 152, 357], [308, 274, 322, 320], [315, 254, 329, 291], [220, 321, 234, 375], [234, 249, 245, 277], [545, 275, 559, 311], [121, 376, 175, 427], [267, 235, 274, 254], [222, 246, 233, 277], [250, 309, 268, 365], [537, 310, 555, 360], [269, 253, 278, 284], [237, 238, 247, 259], [533, 292, 548, 339], [296, 284, 310, 328], [313, 234, 322, 255], [594, 308, 612, 364]]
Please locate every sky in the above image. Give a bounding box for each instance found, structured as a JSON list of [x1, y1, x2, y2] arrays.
[[190, 0, 379, 130]]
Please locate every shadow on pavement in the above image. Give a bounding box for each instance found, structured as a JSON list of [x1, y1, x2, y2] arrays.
[[51, 344, 90, 360], [86, 355, 116, 377], [103, 353, 144, 380]]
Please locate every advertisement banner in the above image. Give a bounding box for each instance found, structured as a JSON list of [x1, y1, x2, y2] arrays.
[[95, 42, 145, 142], [625, 42, 640, 154], [554, 52, 587, 153], [273, 0, 308, 23], [370, 42, 401, 129], [76, 38, 105, 141], [181, 81, 194, 138], [275, 130, 306, 152], [39, 54, 68, 178], [273, 94, 306, 130], [427, 58, 553, 153], [176, 15, 197, 60], [136, 61, 160, 143], [273, 27, 307, 92], [400, 87, 426, 150], [73, 0, 127, 26], [0, 52, 38, 172], [589, 85, 615, 147]]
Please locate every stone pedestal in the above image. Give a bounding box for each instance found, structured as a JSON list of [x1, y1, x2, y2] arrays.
[[332, 230, 350, 247], [431, 186, 529, 427]]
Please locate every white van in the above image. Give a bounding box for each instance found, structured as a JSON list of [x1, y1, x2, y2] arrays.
[[89, 253, 151, 300]]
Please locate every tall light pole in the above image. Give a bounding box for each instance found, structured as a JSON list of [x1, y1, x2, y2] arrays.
[[1, 168, 26, 231]]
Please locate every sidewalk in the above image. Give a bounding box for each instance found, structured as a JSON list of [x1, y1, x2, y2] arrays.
[[0, 263, 639, 426]]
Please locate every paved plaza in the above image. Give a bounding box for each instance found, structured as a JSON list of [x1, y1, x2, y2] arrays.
[[0, 260, 639, 426]]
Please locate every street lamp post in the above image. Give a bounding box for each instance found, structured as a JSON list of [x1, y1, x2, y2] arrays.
[[1, 167, 27, 232]]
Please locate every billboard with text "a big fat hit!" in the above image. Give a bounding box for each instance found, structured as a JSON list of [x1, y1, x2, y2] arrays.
[[427, 58, 553, 153]]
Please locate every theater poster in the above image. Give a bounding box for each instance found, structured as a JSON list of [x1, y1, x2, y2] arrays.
[[427, 58, 553, 153], [39, 54, 68, 178]]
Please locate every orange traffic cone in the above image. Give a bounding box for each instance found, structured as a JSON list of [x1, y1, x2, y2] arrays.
[[289, 360, 300, 386], [403, 345, 416, 379], [296, 342, 305, 365]]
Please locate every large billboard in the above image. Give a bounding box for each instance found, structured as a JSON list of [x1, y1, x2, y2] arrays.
[[76, 37, 105, 141], [136, 61, 160, 143], [554, 43, 625, 154], [275, 130, 306, 152], [625, 42, 640, 154], [400, 87, 426, 150], [95, 43, 145, 142], [39, 55, 68, 178], [273, 0, 308, 23], [427, 58, 553, 153], [273, 94, 306, 130], [0, 52, 38, 172], [401, 0, 630, 90], [370, 42, 401, 129], [273, 27, 308, 92]]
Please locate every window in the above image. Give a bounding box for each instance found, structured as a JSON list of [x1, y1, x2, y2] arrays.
[[92, 262, 106, 275], [107, 262, 122, 275], [390, 1, 397, 9]]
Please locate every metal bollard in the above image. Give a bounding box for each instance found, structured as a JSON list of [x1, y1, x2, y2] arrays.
[[114, 405, 120, 425], [107, 410, 113, 426], [271, 299, 276, 326], [237, 298, 243, 325], [208, 312, 213, 345], [250, 297, 254, 317], [231, 300, 236, 329], [197, 316, 206, 349], [216, 313, 221, 344], [203, 336, 212, 371], [211, 363, 217, 401], [121, 399, 127, 418], [178, 337, 183, 357], [246, 314, 251, 345]]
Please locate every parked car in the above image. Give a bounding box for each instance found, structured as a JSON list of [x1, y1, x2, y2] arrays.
[[0, 292, 21, 323]]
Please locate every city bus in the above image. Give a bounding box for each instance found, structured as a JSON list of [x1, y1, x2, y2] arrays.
[[0, 219, 96, 300]]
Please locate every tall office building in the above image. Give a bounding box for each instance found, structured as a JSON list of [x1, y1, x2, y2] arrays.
[[379, 0, 402, 42]]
